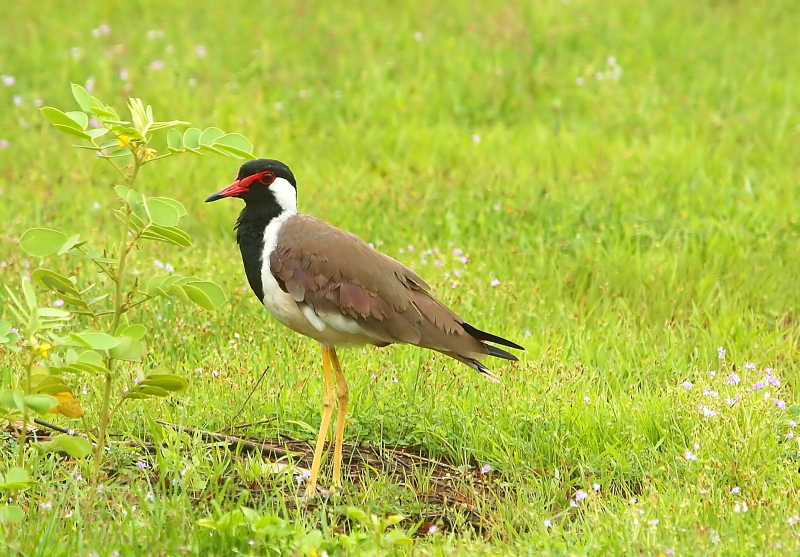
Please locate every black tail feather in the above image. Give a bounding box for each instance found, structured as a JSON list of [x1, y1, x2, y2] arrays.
[[462, 322, 525, 351], [487, 344, 518, 361]]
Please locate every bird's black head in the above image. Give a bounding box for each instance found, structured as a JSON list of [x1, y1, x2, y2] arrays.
[[206, 159, 297, 212]]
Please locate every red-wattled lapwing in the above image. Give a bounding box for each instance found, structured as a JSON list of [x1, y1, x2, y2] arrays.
[[206, 159, 524, 497]]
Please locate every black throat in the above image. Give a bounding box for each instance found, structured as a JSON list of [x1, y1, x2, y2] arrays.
[[234, 202, 284, 302]]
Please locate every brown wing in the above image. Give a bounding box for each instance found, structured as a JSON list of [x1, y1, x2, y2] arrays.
[[269, 215, 491, 360]]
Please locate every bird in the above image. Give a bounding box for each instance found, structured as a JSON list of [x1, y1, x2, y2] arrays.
[[206, 158, 524, 498]]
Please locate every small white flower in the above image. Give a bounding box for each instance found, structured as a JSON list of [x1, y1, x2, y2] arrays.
[[575, 77, 585, 86], [717, 347, 725, 360], [413, 32, 424, 41], [731, 486, 740, 494], [684, 450, 697, 461], [699, 404, 717, 418], [574, 490, 588, 502], [592, 483, 601, 491], [681, 380, 693, 390], [471, 133, 481, 144], [543, 518, 552, 528], [1, 75, 15, 86], [150, 60, 165, 71], [649, 519, 659, 527]]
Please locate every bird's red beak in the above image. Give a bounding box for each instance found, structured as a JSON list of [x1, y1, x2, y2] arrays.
[[205, 179, 248, 202], [206, 171, 273, 202]]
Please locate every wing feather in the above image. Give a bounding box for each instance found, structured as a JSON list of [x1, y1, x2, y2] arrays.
[[271, 215, 512, 361]]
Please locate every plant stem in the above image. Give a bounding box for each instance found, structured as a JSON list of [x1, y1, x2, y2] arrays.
[[91, 369, 115, 482], [91, 157, 141, 483], [16, 350, 36, 468]]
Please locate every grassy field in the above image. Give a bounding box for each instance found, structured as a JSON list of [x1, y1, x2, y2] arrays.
[[1, 0, 799, 554]]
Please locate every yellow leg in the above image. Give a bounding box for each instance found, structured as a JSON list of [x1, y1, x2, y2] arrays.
[[330, 348, 349, 486], [305, 346, 337, 499]]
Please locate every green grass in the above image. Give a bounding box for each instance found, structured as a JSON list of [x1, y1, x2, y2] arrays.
[[1, 0, 799, 554]]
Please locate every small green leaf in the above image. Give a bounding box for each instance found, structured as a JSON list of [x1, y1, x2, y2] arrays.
[[52, 125, 92, 140], [57, 234, 83, 256], [22, 278, 37, 310], [109, 337, 145, 361], [138, 386, 170, 397], [148, 120, 188, 132], [181, 284, 214, 310], [0, 320, 11, 337], [167, 129, 183, 151], [4, 467, 33, 488], [182, 281, 226, 310], [344, 507, 370, 523], [65, 111, 89, 129], [23, 394, 59, 415], [140, 225, 192, 247], [0, 506, 24, 524], [199, 127, 225, 146], [143, 276, 167, 297], [0, 390, 25, 413], [78, 349, 106, 366], [86, 127, 108, 139], [116, 323, 147, 340], [31, 375, 71, 395], [32, 269, 81, 297], [71, 83, 104, 114], [123, 392, 148, 400], [101, 148, 133, 159], [37, 435, 92, 458], [149, 197, 187, 218], [183, 127, 202, 149], [114, 184, 145, 210], [213, 133, 255, 159], [99, 139, 121, 150], [37, 308, 71, 319], [144, 197, 181, 227], [70, 331, 120, 350], [40, 107, 83, 129], [141, 373, 188, 392], [20, 228, 69, 257], [198, 144, 227, 156]]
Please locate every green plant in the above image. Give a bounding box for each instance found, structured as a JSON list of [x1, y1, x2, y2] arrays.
[[0, 467, 35, 524], [1, 84, 255, 481]]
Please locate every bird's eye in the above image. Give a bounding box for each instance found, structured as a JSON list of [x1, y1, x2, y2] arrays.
[[259, 172, 274, 185]]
